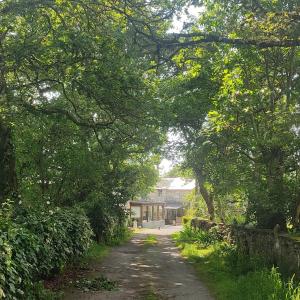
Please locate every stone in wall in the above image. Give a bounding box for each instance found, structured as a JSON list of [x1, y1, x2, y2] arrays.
[[231, 226, 300, 277]]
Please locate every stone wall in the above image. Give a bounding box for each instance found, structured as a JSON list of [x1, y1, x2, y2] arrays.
[[232, 226, 300, 277]]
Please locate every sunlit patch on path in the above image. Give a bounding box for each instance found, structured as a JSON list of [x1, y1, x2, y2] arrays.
[[63, 226, 213, 300]]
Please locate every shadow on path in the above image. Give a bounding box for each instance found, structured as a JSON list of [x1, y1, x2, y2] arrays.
[[63, 226, 213, 300]]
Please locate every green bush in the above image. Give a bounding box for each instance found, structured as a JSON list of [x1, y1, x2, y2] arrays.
[[18, 207, 93, 276], [175, 225, 223, 247], [182, 216, 192, 226], [0, 205, 93, 299], [85, 198, 128, 245]]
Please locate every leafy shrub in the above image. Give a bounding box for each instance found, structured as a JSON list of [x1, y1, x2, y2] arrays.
[[174, 225, 223, 247], [17, 207, 93, 277], [182, 216, 192, 226], [0, 222, 40, 298], [0, 204, 93, 299], [85, 198, 128, 245], [107, 226, 132, 246]]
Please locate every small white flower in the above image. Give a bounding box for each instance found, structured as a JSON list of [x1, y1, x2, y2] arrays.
[[46, 201, 50, 205], [18, 201, 22, 205], [49, 210, 54, 215]]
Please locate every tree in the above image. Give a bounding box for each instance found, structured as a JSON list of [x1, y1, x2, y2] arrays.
[[158, 0, 300, 228], [0, 0, 165, 205]]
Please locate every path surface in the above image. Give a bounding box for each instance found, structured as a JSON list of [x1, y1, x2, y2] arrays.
[[64, 226, 213, 300]]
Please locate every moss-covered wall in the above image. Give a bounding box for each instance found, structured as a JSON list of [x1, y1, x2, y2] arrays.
[[232, 226, 300, 277]]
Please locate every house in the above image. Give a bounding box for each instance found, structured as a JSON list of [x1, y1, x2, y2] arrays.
[[129, 201, 165, 228], [130, 177, 195, 228]]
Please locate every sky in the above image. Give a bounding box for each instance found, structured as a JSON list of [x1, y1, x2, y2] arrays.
[[159, 158, 173, 175], [169, 5, 204, 33]]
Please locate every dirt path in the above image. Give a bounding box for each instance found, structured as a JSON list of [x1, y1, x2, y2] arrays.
[[63, 226, 213, 300]]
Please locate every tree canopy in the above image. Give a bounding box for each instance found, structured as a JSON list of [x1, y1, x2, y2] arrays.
[[156, 0, 300, 228], [1, 0, 300, 234]]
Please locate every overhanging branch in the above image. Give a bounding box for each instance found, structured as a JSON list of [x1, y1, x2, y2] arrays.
[[157, 33, 300, 49], [23, 103, 115, 129]]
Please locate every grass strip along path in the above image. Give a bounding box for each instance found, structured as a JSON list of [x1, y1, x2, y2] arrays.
[[173, 227, 300, 300]]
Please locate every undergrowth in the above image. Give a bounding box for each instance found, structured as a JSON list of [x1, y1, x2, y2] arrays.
[[74, 276, 117, 292], [173, 226, 300, 300], [144, 234, 158, 246]]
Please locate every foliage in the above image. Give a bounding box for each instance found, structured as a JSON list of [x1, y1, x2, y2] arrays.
[[173, 225, 223, 248], [184, 191, 213, 221], [74, 276, 117, 292], [144, 234, 158, 246], [160, 0, 300, 228], [80, 242, 110, 266], [1, 1, 165, 296], [1, 0, 164, 210], [0, 202, 92, 299], [165, 165, 194, 178], [174, 232, 300, 300], [1, 0, 300, 297], [84, 197, 131, 245], [182, 216, 193, 226]]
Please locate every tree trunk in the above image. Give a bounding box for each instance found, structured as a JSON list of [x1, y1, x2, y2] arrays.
[[259, 146, 286, 229], [0, 119, 18, 203], [0, 38, 18, 203], [194, 167, 215, 221], [295, 201, 300, 229]]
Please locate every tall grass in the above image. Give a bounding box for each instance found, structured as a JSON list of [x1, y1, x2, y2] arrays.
[[144, 234, 158, 246], [173, 225, 222, 247], [173, 226, 300, 300]]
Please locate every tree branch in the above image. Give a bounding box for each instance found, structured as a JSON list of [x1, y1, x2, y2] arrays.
[[23, 103, 115, 129], [157, 33, 300, 49]]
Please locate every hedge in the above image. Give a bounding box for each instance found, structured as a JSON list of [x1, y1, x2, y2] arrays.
[[0, 206, 93, 299]]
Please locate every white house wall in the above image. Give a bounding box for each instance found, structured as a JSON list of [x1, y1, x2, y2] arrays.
[[131, 206, 141, 218]]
